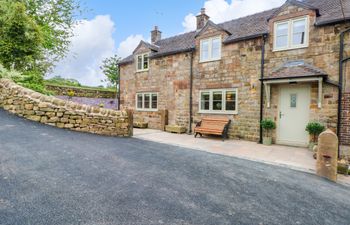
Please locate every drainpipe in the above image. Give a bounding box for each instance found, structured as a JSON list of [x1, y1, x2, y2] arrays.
[[117, 65, 121, 110], [259, 34, 267, 144], [188, 50, 194, 134], [338, 27, 350, 157]]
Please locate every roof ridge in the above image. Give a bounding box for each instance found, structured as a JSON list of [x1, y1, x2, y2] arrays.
[[156, 7, 279, 44]]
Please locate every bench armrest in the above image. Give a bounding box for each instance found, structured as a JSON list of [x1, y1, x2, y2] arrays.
[[195, 121, 202, 127]]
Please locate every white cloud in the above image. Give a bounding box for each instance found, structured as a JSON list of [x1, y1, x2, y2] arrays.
[[51, 15, 116, 86], [117, 34, 145, 58], [182, 0, 285, 32]]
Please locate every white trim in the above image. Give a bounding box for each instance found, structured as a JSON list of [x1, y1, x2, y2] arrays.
[[136, 53, 150, 72], [199, 36, 222, 63], [198, 88, 238, 115], [273, 16, 309, 51], [264, 77, 323, 109], [135, 92, 158, 111]]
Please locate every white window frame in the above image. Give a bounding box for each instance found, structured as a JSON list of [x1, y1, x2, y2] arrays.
[[136, 92, 158, 111], [273, 16, 309, 51], [199, 88, 238, 114], [136, 53, 150, 72], [199, 36, 222, 63]]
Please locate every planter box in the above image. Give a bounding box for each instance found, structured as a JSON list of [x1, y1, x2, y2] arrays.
[[133, 121, 148, 128], [262, 137, 272, 145], [165, 125, 186, 134]]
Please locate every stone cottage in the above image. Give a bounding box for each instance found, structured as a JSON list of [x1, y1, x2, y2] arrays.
[[118, 0, 350, 153]]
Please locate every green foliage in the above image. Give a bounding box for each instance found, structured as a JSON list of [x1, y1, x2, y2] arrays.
[[306, 122, 326, 142], [100, 54, 120, 87], [0, 64, 22, 79], [0, 1, 44, 71], [46, 76, 81, 87], [22, 0, 82, 66], [261, 119, 276, 137]]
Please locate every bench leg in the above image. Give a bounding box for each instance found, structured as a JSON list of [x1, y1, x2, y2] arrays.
[[194, 132, 198, 138]]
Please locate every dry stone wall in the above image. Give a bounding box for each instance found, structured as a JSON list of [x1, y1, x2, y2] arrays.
[[45, 84, 116, 98], [0, 79, 131, 137]]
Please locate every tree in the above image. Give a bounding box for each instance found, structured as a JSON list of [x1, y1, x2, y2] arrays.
[[23, 0, 82, 68], [0, 1, 44, 71], [100, 55, 120, 88]]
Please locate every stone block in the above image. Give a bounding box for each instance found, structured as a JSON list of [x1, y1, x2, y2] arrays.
[[165, 125, 187, 134], [133, 121, 148, 128]]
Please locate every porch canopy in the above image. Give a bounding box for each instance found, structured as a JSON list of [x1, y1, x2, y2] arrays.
[[261, 60, 328, 108]]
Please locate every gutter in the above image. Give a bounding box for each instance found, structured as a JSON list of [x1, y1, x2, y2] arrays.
[[188, 50, 195, 134], [259, 34, 267, 144]]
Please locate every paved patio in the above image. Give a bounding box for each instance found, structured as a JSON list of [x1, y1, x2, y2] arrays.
[[133, 128, 350, 185]]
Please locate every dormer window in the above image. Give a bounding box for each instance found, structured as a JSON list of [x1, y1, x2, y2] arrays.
[[200, 36, 221, 62], [136, 53, 149, 71], [274, 16, 308, 51]]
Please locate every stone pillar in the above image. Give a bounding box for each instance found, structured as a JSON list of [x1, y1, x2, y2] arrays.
[[316, 129, 338, 182], [160, 109, 168, 131], [127, 109, 133, 137]]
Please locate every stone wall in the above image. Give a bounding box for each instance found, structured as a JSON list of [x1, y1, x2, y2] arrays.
[[45, 84, 117, 98], [120, 44, 192, 130], [0, 79, 131, 137], [341, 93, 350, 146]]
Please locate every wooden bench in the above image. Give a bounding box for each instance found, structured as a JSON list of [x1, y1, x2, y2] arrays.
[[194, 118, 231, 141]]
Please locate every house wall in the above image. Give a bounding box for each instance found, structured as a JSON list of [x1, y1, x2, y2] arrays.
[[120, 44, 191, 130], [191, 26, 263, 141], [120, 5, 350, 147], [264, 5, 350, 144]]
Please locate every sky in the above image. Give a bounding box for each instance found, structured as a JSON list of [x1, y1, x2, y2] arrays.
[[51, 0, 286, 86]]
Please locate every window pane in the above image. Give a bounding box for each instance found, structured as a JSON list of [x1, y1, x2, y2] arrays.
[[144, 94, 150, 108], [290, 94, 297, 108], [151, 94, 157, 109], [201, 40, 209, 61], [276, 35, 288, 48], [137, 94, 143, 109], [200, 92, 210, 110], [137, 56, 142, 70], [212, 38, 221, 59], [226, 91, 236, 111], [212, 91, 222, 110], [276, 22, 288, 36], [292, 20, 306, 45], [143, 54, 149, 69]]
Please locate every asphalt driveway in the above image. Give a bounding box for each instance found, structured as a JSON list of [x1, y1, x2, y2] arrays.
[[0, 109, 349, 225]]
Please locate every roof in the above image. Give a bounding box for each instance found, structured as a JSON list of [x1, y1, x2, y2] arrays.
[[119, 0, 349, 65], [262, 60, 328, 80]]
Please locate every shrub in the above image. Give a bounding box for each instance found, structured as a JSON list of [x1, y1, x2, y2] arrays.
[[305, 122, 326, 143], [0, 64, 52, 95], [261, 119, 276, 137], [67, 90, 75, 98]]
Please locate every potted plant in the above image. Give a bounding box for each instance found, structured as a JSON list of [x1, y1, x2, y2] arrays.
[[261, 119, 276, 145], [305, 122, 325, 150]]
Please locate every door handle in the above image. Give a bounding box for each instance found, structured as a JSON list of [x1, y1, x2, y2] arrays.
[[279, 111, 284, 119]]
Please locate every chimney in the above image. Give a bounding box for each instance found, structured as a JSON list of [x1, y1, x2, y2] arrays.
[[151, 26, 162, 44], [196, 8, 209, 30]]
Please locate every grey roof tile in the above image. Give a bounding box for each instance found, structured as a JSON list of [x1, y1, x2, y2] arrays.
[[119, 0, 348, 65], [264, 60, 327, 80]]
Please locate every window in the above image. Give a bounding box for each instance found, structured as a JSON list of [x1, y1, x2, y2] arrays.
[[136, 53, 149, 71], [199, 89, 238, 114], [200, 36, 221, 62], [274, 17, 308, 51], [136, 93, 158, 111]]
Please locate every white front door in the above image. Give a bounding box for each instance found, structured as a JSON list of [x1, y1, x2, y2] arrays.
[[277, 85, 310, 147]]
